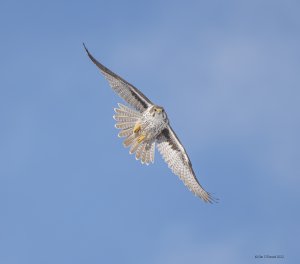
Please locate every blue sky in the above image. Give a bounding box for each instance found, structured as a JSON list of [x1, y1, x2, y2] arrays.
[[1, 0, 299, 263]]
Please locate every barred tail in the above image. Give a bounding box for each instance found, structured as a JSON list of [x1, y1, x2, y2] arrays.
[[114, 103, 140, 138], [113, 103, 155, 165], [134, 141, 155, 165]]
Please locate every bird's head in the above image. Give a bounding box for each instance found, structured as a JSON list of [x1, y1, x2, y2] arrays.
[[150, 105, 167, 120]]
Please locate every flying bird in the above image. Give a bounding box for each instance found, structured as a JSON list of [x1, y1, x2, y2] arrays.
[[84, 44, 216, 203]]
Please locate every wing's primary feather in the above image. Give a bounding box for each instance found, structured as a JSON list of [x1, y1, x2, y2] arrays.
[[83, 44, 153, 112], [156, 126, 216, 203]]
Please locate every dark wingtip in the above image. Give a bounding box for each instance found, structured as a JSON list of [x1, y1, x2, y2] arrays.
[[82, 42, 101, 66], [200, 191, 219, 204], [83, 42, 89, 53], [82, 43, 98, 65], [207, 193, 219, 204]]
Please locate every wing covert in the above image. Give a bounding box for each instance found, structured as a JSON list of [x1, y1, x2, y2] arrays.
[[84, 44, 153, 112], [156, 126, 216, 203]]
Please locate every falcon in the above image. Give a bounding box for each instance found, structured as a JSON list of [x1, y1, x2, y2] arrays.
[[84, 44, 216, 203]]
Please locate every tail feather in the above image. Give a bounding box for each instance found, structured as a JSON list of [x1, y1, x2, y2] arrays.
[[113, 103, 155, 165], [113, 103, 141, 140], [115, 122, 136, 130], [145, 143, 152, 165], [123, 133, 137, 147], [139, 142, 155, 165], [113, 115, 138, 123], [117, 103, 140, 115], [118, 127, 133, 138], [114, 108, 140, 118], [130, 141, 140, 154], [141, 145, 147, 164], [135, 143, 146, 160], [149, 142, 155, 163]]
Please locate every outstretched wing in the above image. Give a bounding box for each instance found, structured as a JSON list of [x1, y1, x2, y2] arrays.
[[156, 126, 216, 203], [84, 44, 153, 113]]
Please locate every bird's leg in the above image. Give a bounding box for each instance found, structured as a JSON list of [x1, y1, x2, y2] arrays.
[[137, 133, 146, 143], [133, 121, 146, 143], [133, 122, 141, 133]]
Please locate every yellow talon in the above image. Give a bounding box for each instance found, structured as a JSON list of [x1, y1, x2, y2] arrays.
[[133, 123, 141, 133], [137, 134, 146, 143]]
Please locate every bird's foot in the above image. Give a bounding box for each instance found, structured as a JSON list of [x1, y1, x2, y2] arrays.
[[137, 134, 146, 143], [133, 123, 141, 133]]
